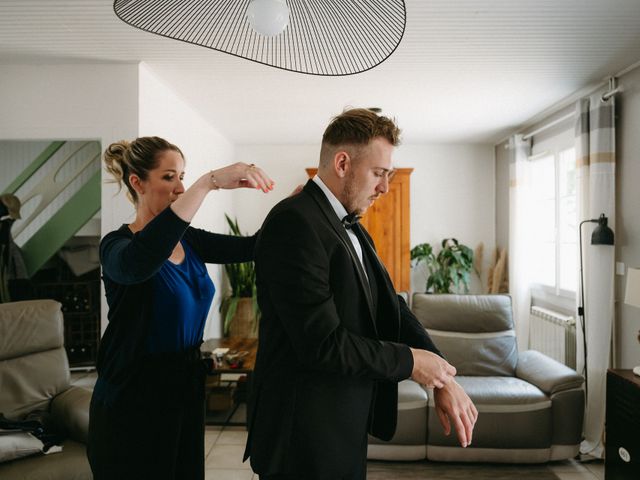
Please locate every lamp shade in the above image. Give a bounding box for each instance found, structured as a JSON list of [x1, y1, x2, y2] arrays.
[[113, 0, 406, 76], [625, 267, 640, 308], [591, 214, 614, 245]]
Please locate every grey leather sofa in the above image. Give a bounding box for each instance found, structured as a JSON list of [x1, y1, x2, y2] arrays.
[[0, 299, 93, 479], [368, 294, 585, 463]]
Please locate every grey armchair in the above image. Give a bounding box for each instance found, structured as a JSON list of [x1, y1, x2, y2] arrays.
[[369, 294, 584, 463], [0, 299, 93, 479]]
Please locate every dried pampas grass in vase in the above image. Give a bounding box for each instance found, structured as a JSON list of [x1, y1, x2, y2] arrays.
[[487, 247, 509, 293]]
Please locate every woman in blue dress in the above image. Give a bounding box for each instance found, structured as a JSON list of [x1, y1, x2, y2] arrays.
[[87, 136, 274, 479]]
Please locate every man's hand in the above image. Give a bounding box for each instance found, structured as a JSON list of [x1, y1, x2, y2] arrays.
[[410, 348, 456, 389], [433, 380, 478, 448]]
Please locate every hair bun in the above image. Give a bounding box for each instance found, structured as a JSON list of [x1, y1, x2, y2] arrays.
[[104, 140, 131, 186]]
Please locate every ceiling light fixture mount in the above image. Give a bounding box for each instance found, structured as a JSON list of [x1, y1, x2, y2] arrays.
[[113, 0, 406, 76]]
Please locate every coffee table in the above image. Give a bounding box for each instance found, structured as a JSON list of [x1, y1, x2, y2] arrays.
[[201, 337, 258, 426]]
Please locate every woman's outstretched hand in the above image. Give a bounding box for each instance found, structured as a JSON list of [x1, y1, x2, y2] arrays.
[[211, 163, 274, 192]]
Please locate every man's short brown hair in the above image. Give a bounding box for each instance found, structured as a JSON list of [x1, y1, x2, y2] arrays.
[[320, 108, 401, 167], [322, 108, 401, 147]]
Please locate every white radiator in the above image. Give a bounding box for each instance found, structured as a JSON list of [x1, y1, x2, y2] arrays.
[[528, 306, 576, 369]]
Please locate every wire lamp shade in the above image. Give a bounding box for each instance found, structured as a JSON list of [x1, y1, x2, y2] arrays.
[[113, 0, 406, 76]]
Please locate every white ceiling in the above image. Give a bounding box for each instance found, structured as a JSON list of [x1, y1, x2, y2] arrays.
[[2, 0, 640, 144]]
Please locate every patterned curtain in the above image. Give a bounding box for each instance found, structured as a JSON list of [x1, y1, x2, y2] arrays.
[[508, 135, 533, 350], [575, 92, 616, 459]]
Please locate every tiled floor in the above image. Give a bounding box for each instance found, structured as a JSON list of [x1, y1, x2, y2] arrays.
[[205, 425, 605, 480]]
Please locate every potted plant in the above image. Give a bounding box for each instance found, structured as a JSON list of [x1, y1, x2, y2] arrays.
[[220, 215, 260, 337], [410, 238, 474, 293]]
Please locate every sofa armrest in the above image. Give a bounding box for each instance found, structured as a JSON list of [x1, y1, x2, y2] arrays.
[[516, 350, 584, 395], [50, 386, 92, 444]]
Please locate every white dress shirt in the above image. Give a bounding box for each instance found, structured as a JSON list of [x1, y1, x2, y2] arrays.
[[312, 176, 367, 279]]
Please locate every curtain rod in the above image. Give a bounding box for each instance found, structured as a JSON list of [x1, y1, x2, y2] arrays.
[[520, 77, 620, 142], [499, 58, 640, 146], [602, 77, 620, 101], [521, 112, 575, 141]]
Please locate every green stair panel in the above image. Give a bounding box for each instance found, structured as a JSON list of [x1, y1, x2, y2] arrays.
[[2, 141, 65, 195], [21, 171, 101, 277]]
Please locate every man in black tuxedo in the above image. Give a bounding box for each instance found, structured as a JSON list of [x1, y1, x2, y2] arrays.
[[245, 108, 477, 479]]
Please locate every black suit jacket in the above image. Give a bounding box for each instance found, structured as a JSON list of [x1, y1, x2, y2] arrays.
[[245, 180, 441, 478]]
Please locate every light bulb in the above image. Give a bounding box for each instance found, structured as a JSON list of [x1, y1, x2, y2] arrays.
[[246, 0, 290, 37]]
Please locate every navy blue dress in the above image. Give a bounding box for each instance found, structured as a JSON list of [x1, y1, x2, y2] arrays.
[[88, 206, 256, 480]]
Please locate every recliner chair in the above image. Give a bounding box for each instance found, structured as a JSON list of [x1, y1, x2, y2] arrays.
[[0, 299, 93, 479], [369, 294, 584, 463]]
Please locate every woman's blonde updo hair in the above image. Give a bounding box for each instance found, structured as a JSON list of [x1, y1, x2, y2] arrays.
[[104, 136, 184, 204]]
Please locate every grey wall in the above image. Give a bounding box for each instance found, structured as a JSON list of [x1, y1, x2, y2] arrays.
[[615, 66, 640, 369]]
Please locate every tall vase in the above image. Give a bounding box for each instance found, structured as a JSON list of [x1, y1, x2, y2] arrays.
[[228, 297, 258, 338]]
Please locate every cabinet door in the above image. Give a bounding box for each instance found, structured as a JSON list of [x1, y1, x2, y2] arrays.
[[305, 168, 413, 292], [606, 369, 640, 479]]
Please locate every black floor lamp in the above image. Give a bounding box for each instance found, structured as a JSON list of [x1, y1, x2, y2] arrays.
[[578, 213, 615, 397]]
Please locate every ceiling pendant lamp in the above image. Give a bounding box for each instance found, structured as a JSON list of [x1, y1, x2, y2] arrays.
[[246, 0, 290, 37], [113, 0, 406, 76]]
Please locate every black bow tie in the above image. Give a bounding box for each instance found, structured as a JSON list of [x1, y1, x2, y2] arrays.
[[341, 213, 362, 229]]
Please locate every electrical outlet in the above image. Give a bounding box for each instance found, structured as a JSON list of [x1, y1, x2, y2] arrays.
[[616, 262, 626, 276]]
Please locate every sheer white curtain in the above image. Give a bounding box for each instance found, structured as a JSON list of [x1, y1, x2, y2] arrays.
[[575, 92, 616, 459], [508, 135, 534, 350]]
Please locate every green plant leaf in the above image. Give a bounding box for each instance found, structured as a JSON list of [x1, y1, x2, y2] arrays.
[[223, 296, 239, 335], [413, 237, 475, 294], [221, 214, 260, 333]]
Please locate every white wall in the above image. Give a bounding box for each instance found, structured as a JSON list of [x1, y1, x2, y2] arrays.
[[138, 63, 236, 339], [232, 144, 321, 233], [397, 144, 495, 294], [234, 143, 496, 294]]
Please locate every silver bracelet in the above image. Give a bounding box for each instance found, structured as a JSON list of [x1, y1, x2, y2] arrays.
[[210, 171, 220, 190]]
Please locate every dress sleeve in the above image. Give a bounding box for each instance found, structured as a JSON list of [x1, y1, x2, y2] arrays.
[[100, 206, 189, 285], [185, 228, 258, 264]]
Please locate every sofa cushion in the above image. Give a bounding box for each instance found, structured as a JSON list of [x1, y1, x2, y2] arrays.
[[0, 300, 64, 360], [0, 432, 49, 463], [368, 380, 428, 461], [428, 376, 552, 449], [0, 299, 70, 418], [412, 294, 514, 333], [50, 386, 92, 444], [426, 329, 518, 376], [0, 348, 70, 418], [412, 294, 517, 376], [0, 439, 91, 480], [370, 379, 428, 446]]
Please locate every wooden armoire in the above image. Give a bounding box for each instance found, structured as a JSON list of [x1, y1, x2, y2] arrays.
[[305, 168, 413, 292]]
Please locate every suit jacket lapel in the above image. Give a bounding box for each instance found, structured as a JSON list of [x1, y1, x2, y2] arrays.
[[303, 180, 377, 334], [354, 223, 402, 341]]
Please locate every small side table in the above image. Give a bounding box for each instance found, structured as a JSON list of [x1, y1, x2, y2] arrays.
[[201, 337, 258, 427], [606, 369, 640, 479]]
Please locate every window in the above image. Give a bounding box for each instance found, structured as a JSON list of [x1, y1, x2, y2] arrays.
[[529, 144, 577, 296]]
